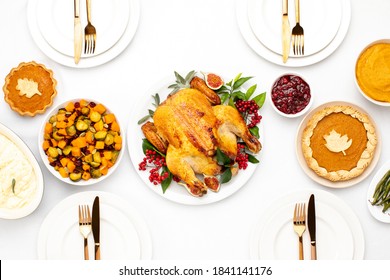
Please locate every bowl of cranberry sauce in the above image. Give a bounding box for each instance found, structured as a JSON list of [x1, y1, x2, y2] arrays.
[[270, 74, 312, 118]]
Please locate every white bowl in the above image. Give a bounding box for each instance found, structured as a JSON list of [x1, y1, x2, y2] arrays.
[[355, 39, 390, 107], [269, 73, 313, 118], [0, 122, 44, 219], [38, 99, 125, 186]]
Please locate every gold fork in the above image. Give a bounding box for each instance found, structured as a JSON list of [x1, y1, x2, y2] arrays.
[[293, 202, 306, 260], [291, 0, 304, 55], [84, 0, 96, 54], [78, 205, 92, 260]]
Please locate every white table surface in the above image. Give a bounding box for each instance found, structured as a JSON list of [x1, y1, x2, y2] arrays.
[[0, 0, 389, 260]]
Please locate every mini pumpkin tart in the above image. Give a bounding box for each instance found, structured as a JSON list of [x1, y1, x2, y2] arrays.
[[302, 105, 377, 181], [3, 61, 57, 116]]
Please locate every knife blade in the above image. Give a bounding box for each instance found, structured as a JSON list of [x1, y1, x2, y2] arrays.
[[307, 194, 317, 260], [74, 0, 82, 64], [92, 196, 100, 260], [282, 0, 291, 63]]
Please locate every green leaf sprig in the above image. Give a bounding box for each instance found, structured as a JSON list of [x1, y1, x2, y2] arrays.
[[216, 148, 233, 184], [217, 73, 266, 110], [217, 73, 265, 139], [168, 70, 196, 94], [138, 93, 160, 124], [141, 138, 173, 193]]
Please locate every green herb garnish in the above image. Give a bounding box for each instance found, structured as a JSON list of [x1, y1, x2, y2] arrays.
[[137, 93, 161, 124], [217, 73, 266, 110], [11, 179, 16, 194]]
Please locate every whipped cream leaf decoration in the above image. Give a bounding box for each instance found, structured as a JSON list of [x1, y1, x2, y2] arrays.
[[323, 129, 352, 156], [16, 78, 42, 98]]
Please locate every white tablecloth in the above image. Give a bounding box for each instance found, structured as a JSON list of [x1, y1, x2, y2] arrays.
[[0, 0, 389, 260]]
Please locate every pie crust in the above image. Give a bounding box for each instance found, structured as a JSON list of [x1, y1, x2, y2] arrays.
[[302, 105, 377, 181], [3, 61, 57, 116]]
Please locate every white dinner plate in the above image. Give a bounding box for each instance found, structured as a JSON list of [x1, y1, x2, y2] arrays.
[[37, 191, 152, 259], [36, 0, 129, 57], [27, 0, 140, 68], [366, 160, 390, 223], [236, 0, 351, 67], [250, 189, 365, 259], [248, 0, 342, 57], [296, 101, 381, 188], [127, 72, 264, 205]]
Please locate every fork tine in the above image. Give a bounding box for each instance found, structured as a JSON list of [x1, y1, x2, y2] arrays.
[[294, 203, 298, 221], [297, 36, 301, 56], [300, 203, 306, 223], [298, 203, 302, 222], [88, 36, 91, 54], [84, 38, 88, 54], [78, 205, 82, 223], [92, 35, 96, 54], [81, 205, 86, 224], [292, 36, 296, 55], [87, 205, 91, 222]]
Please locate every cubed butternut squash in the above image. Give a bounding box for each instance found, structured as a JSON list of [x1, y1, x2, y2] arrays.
[[71, 147, 81, 157], [71, 137, 87, 148], [57, 128, 67, 136], [95, 141, 105, 150], [103, 151, 112, 160], [42, 140, 50, 151], [85, 131, 94, 144], [57, 140, 67, 149], [56, 121, 68, 129], [44, 123, 53, 134], [104, 113, 116, 124], [60, 157, 69, 167], [111, 121, 120, 132], [58, 167, 69, 178], [82, 164, 90, 171], [50, 139, 58, 147], [67, 161, 76, 173], [114, 135, 122, 144], [100, 166, 109, 176], [94, 103, 106, 114], [79, 99, 89, 107], [94, 120, 104, 131], [65, 102, 75, 112], [82, 171, 91, 180], [114, 143, 122, 151], [56, 113, 67, 122]]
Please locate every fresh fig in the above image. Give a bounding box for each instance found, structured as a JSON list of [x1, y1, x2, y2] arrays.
[[202, 72, 224, 90]]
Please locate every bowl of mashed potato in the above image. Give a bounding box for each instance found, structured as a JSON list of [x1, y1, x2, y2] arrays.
[[355, 39, 390, 106], [0, 122, 44, 219]]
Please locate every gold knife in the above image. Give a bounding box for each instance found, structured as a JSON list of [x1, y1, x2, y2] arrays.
[[74, 0, 82, 64], [308, 194, 317, 260], [282, 0, 291, 63], [92, 196, 100, 260]]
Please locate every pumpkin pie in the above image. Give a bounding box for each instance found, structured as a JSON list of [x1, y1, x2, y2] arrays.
[[302, 105, 377, 181], [3, 61, 57, 116]]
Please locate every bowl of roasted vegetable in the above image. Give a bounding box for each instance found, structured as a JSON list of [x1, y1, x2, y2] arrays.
[[39, 99, 124, 185]]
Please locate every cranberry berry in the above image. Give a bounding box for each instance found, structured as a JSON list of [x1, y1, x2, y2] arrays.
[[271, 74, 311, 115]]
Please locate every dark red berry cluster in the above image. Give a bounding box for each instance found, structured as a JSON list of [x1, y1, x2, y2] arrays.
[[236, 143, 249, 170], [139, 149, 169, 185], [235, 99, 262, 128]]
